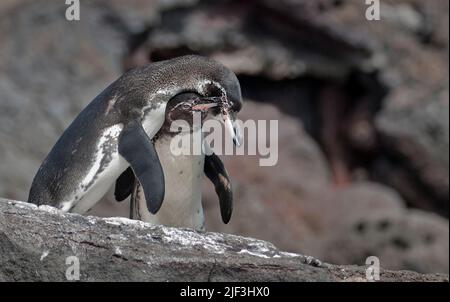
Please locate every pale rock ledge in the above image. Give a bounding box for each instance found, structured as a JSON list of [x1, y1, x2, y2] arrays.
[[0, 198, 447, 282]]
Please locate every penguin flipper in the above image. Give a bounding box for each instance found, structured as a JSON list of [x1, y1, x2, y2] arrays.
[[118, 120, 165, 214], [114, 167, 135, 201], [204, 153, 233, 224]]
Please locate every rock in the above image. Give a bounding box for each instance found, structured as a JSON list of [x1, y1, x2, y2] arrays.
[[370, 0, 449, 216], [324, 209, 449, 274], [322, 0, 449, 216], [0, 198, 447, 282], [125, 0, 377, 78], [314, 184, 449, 274], [0, 0, 124, 200], [375, 97, 449, 216]]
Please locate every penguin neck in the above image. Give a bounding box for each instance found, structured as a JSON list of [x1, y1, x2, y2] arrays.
[[134, 130, 206, 230]]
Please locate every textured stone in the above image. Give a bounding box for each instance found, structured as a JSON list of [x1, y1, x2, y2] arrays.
[[1, 199, 447, 282]]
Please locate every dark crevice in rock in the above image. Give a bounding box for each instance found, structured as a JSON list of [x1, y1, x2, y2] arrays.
[[238, 70, 389, 188]]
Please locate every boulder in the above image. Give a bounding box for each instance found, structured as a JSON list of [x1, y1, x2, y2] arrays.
[[0, 198, 447, 282]]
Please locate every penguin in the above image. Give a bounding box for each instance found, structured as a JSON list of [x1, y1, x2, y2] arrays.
[[114, 92, 239, 230], [28, 55, 243, 219]]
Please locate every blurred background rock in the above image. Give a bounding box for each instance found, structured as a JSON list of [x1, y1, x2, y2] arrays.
[[0, 0, 448, 273]]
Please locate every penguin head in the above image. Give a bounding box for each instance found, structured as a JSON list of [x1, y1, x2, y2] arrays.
[[154, 55, 244, 144], [165, 92, 212, 126], [195, 61, 244, 146], [201, 67, 243, 115]]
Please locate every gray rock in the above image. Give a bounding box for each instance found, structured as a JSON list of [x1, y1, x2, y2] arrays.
[[0, 0, 125, 200], [0, 198, 447, 282], [126, 0, 377, 78], [317, 184, 449, 274], [375, 98, 449, 215]]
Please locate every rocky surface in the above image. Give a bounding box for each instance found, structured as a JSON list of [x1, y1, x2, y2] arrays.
[[1, 199, 448, 282], [315, 187, 449, 273], [318, 0, 450, 215], [0, 0, 125, 200], [0, 0, 448, 275]]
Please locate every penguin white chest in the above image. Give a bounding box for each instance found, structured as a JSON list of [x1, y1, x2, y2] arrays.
[[133, 133, 205, 230]]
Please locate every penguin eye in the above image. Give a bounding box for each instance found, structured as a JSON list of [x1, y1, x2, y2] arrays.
[[181, 103, 191, 110]]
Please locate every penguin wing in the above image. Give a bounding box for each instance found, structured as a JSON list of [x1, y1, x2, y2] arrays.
[[118, 120, 165, 214], [114, 167, 135, 201], [204, 153, 233, 224]]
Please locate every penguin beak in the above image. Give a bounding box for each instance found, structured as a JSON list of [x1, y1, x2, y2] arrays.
[[222, 111, 242, 147], [192, 102, 218, 112], [192, 96, 242, 147]]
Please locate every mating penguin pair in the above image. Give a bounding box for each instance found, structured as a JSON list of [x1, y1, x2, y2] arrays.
[[28, 55, 243, 230]]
